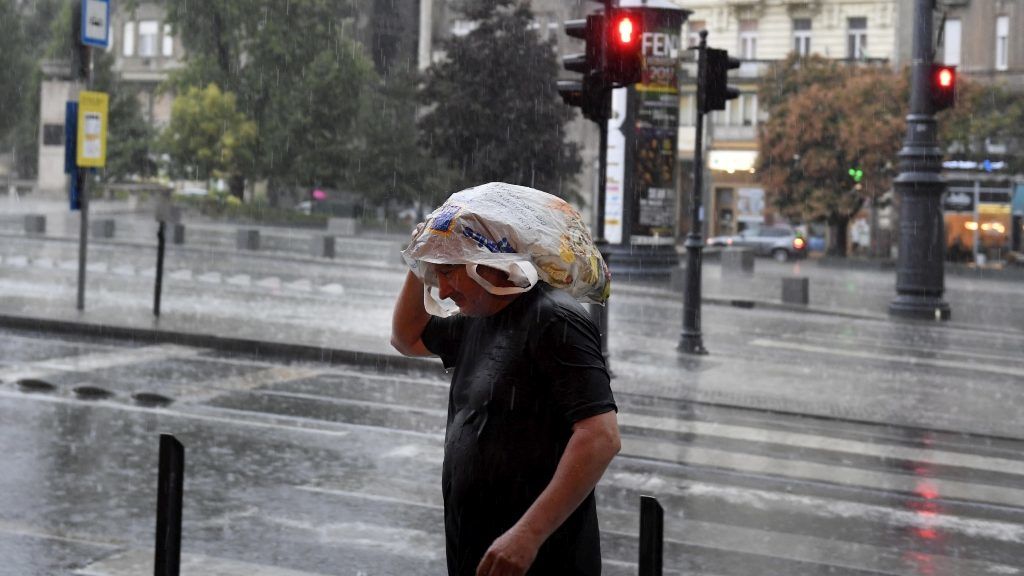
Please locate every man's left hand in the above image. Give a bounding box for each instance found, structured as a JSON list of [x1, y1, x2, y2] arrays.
[[475, 527, 540, 576]]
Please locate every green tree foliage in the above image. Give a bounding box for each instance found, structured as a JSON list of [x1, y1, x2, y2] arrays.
[[355, 69, 459, 213], [0, 0, 30, 142], [159, 84, 257, 194], [164, 0, 381, 204], [757, 55, 907, 256], [419, 0, 583, 202], [940, 81, 1024, 173]]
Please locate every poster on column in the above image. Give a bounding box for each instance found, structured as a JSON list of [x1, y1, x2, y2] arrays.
[[631, 9, 683, 243], [604, 88, 628, 245]]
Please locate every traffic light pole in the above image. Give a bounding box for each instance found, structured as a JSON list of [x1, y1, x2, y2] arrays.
[[679, 31, 709, 355], [589, 90, 612, 369], [888, 0, 951, 320]]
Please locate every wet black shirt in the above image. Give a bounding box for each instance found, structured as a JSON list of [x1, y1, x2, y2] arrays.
[[422, 283, 616, 576]]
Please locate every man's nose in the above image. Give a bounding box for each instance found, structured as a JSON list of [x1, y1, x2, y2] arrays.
[[438, 274, 455, 300]]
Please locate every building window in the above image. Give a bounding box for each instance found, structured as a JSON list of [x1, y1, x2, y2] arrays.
[[943, 19, 961, 65], [122, 21, 135, 57], [687, 20, 705, 48], [138, 20, 159, 57], [42, 124, 64, 146], [739, 19, 757, 60], [847, 17, 867, 59], [742, 93, 757, 126], [680, 93, 696, 126], [996, 16, 1009, 71], [793, 18, 811, 56], [162, 24, 174, 57]]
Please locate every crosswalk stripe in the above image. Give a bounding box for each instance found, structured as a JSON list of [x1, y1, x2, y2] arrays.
[[622, 435, 1024, 509], [78, 549, 336, 576], [751, 338, 1024, 378], [619, 412, 1024, 476], [0, 343, 204, 383]]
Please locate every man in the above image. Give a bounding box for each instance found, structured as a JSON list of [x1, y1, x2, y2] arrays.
[[391, 261, 620, 576]]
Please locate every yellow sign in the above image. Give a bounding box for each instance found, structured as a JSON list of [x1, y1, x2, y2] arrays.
[[76, 91, 109, 168]]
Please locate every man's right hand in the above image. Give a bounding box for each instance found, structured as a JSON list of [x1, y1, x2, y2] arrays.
[[390, 270, 432, 357]]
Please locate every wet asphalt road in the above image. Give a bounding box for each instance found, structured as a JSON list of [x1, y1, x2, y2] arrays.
[[2, 327, 1023, 576]]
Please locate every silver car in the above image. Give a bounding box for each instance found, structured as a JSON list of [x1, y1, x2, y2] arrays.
[[707, 225, 808, 262]]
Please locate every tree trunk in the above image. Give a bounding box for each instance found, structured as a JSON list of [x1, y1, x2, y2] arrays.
[[828, 216, 850, 257], [229, 174, 245, 201]]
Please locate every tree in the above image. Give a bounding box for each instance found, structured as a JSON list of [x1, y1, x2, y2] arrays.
[[940, 80, 1024, 174], [159, 84, 257, 196], [164, 0, 378, 204], [0, 0, 29, 143], [354, 68, 459, 215], [419, 0, 582, 202], [757, 55, 907, 256]]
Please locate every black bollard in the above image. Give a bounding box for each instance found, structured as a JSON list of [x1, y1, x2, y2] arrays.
[[638, 495, 664, 576], [154, 221, 165, 317], [155, 434, 184, 576]]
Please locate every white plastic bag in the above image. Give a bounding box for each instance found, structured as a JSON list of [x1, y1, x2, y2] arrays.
[[402, 182, 611, 316]]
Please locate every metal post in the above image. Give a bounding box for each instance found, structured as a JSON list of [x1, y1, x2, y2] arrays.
[[590, 89, 612, 369], [154, 221, 166, 317], [888, 0, 951, 320], [679, 31, 708, 354], [74, 2, 92, 312], [155, 434, 185, 576], [972, 180, 980, 264], [638, 495, 664, 576]]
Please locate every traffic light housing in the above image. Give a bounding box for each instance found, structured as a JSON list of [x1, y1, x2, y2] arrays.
[[559, 14, 608, 122], [701, 47, 740, 113], [930, 64, 956, 112], [604, 9, 643, 87]]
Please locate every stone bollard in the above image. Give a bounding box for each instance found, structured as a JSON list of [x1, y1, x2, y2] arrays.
[[236, 229, 260, 250], [24, 215, 46, 235], [782, 277, 809, 305], [311, 235, 335, 258], [90, 219, 115, 239], [721, 247, 754, 276], [172, 224, 186, 245]]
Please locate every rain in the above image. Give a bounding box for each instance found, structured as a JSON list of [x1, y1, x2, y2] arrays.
[[0, 0, 1023, 575]]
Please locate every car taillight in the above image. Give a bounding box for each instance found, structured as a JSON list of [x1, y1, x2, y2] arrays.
[[793, 237, 806, 250]]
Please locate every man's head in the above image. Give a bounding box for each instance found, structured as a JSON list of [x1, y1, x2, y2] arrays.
[[434, 263, 522, 317]]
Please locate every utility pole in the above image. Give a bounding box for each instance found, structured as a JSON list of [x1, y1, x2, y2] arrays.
[[888, 0, 951, 320], [73, 1, 93, 312]]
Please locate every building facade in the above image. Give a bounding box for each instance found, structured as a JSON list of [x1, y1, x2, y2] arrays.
[[672, 0, 900, 239]]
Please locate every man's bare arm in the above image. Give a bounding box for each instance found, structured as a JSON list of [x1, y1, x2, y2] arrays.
[[391, 271, 432, 357], [476, 410, 621, 575]]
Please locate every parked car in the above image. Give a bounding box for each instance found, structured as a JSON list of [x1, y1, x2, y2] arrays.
[[707, 225, 808, 262]]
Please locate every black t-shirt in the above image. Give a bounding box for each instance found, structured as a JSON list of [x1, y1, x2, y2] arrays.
[[421, 282, 616, 576]]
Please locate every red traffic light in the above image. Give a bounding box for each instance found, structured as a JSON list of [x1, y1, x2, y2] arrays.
[[613, 14, 637, 45], [937, 67, 954, 87], [930, 64, 956, 111]]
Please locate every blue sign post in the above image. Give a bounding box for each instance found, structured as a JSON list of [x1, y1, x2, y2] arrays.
[[81, 0, 110, 49]]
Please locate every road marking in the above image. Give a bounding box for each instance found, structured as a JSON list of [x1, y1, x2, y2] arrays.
[[169, 268, 192, 280], [0, 343, 204, 383], [111, 264, 135, 276], [32, 257, 54, 268], [619, 413, 1024, 476], [78, 549, 336, 576], [197, 271, 222, 283], [285, 279, 312, 291], [750, 338, 1024, 378], [256, 276, 281, 289], [622, 436, 1024, 509], [227, 274, 251, 286], [0, 519, 122, 550], [319, 283, 345, 295], [176, 365, 325, 403], [297, 485, 442, 510]]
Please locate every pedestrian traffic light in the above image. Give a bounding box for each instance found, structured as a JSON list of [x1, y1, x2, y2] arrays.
[[701, 47, 740, 113], [558, 14, 608, 122], [848, 168, 864, 183], [930, 64, 957, 111], [604, 9, 643, 87]]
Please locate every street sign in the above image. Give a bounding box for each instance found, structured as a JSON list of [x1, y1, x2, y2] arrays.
[[81, 0, 110, 48], [76, 91, 109, 168]]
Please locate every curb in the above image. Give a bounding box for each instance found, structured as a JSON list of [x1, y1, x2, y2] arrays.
[[0, 313, 440, 374]]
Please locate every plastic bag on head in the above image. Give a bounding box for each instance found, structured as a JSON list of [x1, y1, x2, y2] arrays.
[[402, 182, 611, 316]]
